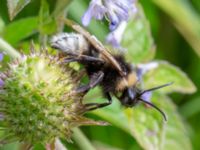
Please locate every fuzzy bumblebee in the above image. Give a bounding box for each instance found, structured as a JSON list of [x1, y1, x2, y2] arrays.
[[49, 19, 174, 122], [0, 49, 105, 145]]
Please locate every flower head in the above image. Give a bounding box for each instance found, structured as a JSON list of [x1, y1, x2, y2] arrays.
[[0, 48, 106, 145]]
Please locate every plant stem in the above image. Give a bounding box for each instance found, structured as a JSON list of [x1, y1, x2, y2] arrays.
[[0, 38, 20, 58], [72, 128, 96, 150], [52, 0, 72, 17]]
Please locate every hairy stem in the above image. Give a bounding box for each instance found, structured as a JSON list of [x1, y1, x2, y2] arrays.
[[0, 38, 20, 58], [72, 128, 96, 150]]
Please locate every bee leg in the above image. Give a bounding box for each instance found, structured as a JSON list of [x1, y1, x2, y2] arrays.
[[75, 71, 104, 94], [62, 54, 104, 64], [84, 92, 112, 111], [62, 57, 77, 63], [73, 69, 86, 83], [78, 55, 104, 64]]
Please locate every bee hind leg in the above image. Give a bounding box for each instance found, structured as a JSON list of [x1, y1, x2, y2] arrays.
[[84, 93, 112, 111]]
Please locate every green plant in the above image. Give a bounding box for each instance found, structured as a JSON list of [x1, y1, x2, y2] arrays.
[[0, 0, 199, 150]]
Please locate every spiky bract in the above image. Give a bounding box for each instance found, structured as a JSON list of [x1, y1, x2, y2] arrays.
[[0, 52, 104, 145]]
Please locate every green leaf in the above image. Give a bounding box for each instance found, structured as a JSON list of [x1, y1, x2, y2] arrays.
[[180, 96, 200, 118], [7, 0, 31, 20], [121, 5, 155, 63], [0, 142, 20, 150], [0, 16, 5, 34], [90, 99, 130, 134], [143, 61, 196, 94], [126, 94, 192, 150], [32, 143, 45, 150], [91, 94, 192, 150], [2, 17, 38, 46]]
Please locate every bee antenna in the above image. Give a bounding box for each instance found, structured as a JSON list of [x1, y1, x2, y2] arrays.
[[139, 98, 167, 121], [141, 82, 173, 94]]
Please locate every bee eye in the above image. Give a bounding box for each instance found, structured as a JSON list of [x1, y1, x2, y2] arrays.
[[127, 88, 135, 99]]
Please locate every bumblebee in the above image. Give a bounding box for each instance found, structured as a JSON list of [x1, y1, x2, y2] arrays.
[[50, 20, 172, 121]]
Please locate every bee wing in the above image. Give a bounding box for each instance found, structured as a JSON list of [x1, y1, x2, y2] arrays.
[[63, 19, 125, 77]]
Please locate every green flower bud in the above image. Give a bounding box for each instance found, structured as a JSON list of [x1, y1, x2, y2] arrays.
[[0, 50, 105, 145]]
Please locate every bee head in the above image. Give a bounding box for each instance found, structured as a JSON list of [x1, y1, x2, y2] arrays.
[[120, 88, 138, 107], [120, 82, 173, 121]]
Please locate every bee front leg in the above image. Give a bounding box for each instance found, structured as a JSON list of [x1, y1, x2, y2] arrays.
[[84, 92, 112, 111], [75, 71, 104, 94]]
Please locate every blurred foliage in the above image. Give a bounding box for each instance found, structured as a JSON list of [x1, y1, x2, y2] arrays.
[[7, 0, 31, 20], [0, 0, 200, 150], [121, 5, 155, 63]]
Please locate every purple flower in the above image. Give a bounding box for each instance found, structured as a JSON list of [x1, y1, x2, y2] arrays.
[[0, 53, 3, 62], [141, 91, 152, 102], [82, 0, 107, 26], [106, 21, 127, 49], [137, 62, 159, 81], [0, 53, 4, 87], [136, 62, 159, 102], [104, 0, 132, 31], [106, 33, 121, 48], [0, 113, 4, 121], [0, 78, 4, 87], [82, 0, 137, 30], [82, 0, 137, 48]]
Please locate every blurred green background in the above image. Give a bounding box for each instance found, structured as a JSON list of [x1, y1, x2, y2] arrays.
[[0, 0, 200, 150]]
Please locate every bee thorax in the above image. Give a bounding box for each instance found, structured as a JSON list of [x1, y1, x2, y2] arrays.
[[116, 72, 137, 91]]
